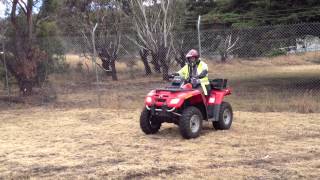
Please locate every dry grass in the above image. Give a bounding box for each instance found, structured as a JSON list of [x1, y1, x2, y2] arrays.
[[0, 108, 320, 179], [0, 108, 319, 179], [39, 52, 320, 113], [2, 52, 320, 112], [0, 53, 320, 179], [65, 54, 143, 75]]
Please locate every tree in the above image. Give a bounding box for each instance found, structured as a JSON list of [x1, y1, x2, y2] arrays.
[[139, 48, 152, 75], [0, 0, 63, 96], [198, 0, 320, 28], [0, 19, 9, 90], [185, 0, 216, 28], [218, 33, 239, 62], [5, 0, 47, 96], [36, 0, 65, 85], [62, 0, 125, 81], [129, 0, 177, 80]]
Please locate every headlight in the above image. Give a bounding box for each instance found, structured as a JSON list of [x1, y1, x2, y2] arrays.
[[146, 97, 153, 103], [209, 97, 215, 104], [169, 98, 180, 105], [147, 90, 156, 96]]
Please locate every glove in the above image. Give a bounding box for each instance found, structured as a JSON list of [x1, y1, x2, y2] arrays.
[[191, 77, 200, 87], [169, 72, 180, 79], [168, 74, 175, 79]]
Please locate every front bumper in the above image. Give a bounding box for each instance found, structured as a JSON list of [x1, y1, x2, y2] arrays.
[[146, 105, 181, 117]]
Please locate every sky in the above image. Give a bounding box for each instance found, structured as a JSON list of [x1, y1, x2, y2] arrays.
[[0, 2, 6, 18], [143, 0, 161, 6], [0, 1, 42, 18]]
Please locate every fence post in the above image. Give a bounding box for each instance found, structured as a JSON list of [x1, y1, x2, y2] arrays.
[[197, 15, 202, 57], [91, 23, 101, 107]]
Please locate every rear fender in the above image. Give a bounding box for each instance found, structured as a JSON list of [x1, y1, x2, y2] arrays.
[[207, 88, 232, 121], [211, 88, 232, 105]]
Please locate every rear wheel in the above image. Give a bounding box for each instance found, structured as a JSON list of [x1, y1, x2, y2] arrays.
[[140, 108, 161, 134], [212, 102, 233, 130], [179, 106, 203, 139]]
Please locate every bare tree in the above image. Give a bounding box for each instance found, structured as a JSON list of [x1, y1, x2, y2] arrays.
[[172, 37, 187, 67], [63, 0, 124, 81], [218, 34, 239, 63], [129, 0, 176, 80], [139, 48, 152, 75], [95, 5, 123, 81]]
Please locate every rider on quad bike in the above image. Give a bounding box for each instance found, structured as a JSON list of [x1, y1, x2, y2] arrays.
[[140, 49, 233, 139], [171, 49, 210, 96]]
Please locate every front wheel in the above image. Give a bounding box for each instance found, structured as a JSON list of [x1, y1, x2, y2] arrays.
[[212, 102, 233, 130], [179, 106, 203, 139], [140, 108, 161, 134]]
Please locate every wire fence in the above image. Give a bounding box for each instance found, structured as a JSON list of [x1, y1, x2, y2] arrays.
[[1, 22, 320, 112]]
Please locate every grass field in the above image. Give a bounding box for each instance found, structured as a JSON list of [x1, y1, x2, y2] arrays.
[[0, 108, 319, 179], [0, 53, 320, 179], [39, 52, 320, 113]]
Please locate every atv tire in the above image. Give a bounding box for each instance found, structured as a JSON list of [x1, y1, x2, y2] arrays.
[[212, 102, 233, 130], [140, 107, 161, 134], [179, 106, 203, 139]]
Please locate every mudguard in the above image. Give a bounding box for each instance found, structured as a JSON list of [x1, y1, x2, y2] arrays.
[[207, 88, 232, 121]]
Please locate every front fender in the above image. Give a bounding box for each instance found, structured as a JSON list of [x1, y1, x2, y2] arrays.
[[168, 90, 203, 108]]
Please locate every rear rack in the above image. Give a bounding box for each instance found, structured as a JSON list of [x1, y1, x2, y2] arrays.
[[210, 79, 228, 90]]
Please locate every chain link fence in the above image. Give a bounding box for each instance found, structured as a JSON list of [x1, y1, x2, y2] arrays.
[[1, 22, 320, 112]]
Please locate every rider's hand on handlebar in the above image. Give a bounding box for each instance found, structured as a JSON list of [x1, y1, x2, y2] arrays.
[[168, 74, 175, 79], [169, 73, 180, 79], [191, 77, 200, 87]]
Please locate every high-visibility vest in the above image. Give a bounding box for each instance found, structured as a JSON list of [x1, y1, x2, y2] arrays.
[[178, 60, 210, 95]]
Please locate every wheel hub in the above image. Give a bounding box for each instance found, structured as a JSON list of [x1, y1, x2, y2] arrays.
[[223, 109, 231, 125], [190, 114, 200, 133]]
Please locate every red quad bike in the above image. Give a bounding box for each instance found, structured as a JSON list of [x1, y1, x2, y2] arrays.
[[140, 75, 233, 139]]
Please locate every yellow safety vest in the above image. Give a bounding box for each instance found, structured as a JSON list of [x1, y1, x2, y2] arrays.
[[178, 60, 210, 95]]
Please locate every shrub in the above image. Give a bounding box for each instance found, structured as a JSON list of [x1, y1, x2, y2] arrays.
[[268, 49, 287, 57]]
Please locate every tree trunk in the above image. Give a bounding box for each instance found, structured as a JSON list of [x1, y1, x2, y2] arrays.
[[220, 51, 227, 63], [139, 49, 152, 75], [159, 46, 170, 81], [162, 62, 169, 81], [7, 47, 45, 96], [101, 58, 112, 76], [98, 49, 112, 76], [175, 51, 186, 67], [9, 0, 43, 96], [221, 56, 227, 63], [110, 59, 118, 81], [151, 52, 161, 73], [19, 79, 33, 96]]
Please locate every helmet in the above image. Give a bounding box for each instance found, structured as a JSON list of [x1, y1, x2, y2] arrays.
[[186, 49, 199, 59]]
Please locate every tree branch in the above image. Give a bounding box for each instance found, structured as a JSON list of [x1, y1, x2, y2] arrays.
[[17, 1, 27, 14], [11, 0, 18, 28]]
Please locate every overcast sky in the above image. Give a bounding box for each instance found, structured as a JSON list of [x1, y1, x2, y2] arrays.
[[0, 1, 42, 18], [0, 2, 6, 18]]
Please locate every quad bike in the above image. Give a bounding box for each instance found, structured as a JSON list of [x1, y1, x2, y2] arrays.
[[140, 75, 233, 139]]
